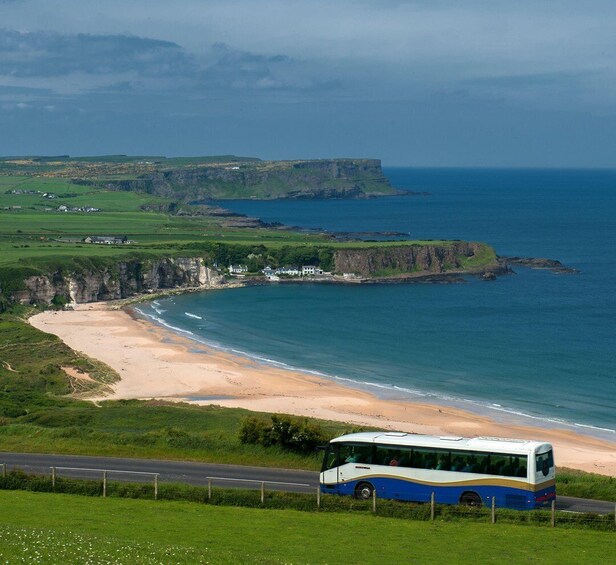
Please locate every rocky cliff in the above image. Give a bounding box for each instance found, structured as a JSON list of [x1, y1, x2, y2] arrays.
[[12, 258, 225, 305], [7, 242, 502, 306], [333, 242, 500, 277], [98, 159, 396, 200]]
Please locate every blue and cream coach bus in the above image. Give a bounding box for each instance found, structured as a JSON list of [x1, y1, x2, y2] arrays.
[[320, 432, 555, 509]]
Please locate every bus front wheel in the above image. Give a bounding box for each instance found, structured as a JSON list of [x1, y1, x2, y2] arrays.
[[354, 482, 374, 500], [459, 491, 483, 507]]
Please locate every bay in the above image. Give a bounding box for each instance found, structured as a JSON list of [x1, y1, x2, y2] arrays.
[[138, 168, 616, 438]]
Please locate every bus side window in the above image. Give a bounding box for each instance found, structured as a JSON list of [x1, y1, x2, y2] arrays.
[[397, 447, 412, 467], [411, 450, 423, 468], [488, 454, 507, 475], [339, 443, 373, 464], [473, 453, 489, 474]]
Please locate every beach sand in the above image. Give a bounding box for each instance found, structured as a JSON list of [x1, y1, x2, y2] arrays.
[[30, 303, 616, 476]]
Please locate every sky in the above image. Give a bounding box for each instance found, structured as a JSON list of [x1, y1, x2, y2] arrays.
[[1, 0, 615, 166]]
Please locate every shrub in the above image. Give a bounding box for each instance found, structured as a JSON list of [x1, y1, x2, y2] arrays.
[[238, 416, 269, 445], [51, 294, 68, 308], [239, 414, 328, 454]]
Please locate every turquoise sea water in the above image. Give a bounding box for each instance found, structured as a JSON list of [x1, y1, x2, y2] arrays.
[[137, 168, 616, 439]]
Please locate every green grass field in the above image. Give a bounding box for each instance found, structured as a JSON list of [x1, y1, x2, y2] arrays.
[[0, 490, 614, 564]]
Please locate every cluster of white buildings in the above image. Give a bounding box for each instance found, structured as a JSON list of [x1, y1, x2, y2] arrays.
[[8, 189, 56, 198], [57, 205, 100, 213], [262, 265, 325, 279], [83, 236, 131, 245], [227, 264, 327, 279]]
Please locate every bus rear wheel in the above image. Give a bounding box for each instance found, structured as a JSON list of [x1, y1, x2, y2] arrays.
[[459, 491, 483, 507], [354, 482, 374, 500]]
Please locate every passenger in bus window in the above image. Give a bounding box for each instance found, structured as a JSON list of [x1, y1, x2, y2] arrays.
[[462, 456, 476, 473], [451, 457, 464, 472]]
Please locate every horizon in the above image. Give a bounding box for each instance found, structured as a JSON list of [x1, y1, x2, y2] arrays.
[[1, 1, 615, 167]]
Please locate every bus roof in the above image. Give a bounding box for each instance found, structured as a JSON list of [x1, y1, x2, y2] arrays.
[[330, 432, 551, 455]]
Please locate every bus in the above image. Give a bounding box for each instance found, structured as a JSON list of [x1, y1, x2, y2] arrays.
[[320, 432, 555, 509]]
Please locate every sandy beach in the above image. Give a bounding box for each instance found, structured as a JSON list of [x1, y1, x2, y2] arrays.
[[30, 302, 616, 476]]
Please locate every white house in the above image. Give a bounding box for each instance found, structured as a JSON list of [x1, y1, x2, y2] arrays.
[[229, 264, 248, 274], [302, 265, 323, 276]]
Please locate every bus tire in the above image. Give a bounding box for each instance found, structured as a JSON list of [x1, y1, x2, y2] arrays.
[[354, 482, 374, 500], [459, 491, 482, 507]]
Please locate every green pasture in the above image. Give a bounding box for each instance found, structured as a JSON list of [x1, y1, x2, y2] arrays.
[[0, 490, 613, 564], [0, 176, 167, 212]]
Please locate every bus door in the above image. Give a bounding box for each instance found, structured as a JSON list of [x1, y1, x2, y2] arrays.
[[337, 443, 374, 489]]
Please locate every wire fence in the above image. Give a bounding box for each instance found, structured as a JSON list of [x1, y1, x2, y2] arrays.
[[1, 462, 614, 531]]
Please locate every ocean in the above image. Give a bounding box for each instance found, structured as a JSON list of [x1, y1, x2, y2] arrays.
[[136, 168, 616, 440]]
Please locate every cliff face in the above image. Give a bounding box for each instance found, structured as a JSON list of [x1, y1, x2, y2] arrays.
[[8, 242, 500, 306], [100, 159, 395, 200], [333, 242, 496, 277], [13, 258, 224, 305]]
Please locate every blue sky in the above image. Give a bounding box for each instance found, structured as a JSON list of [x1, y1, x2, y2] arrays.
[[1, 0, 615, 166]]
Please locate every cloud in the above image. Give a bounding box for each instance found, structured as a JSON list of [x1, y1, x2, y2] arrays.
[[0, 27, 331, 104], [202, 43, 327, 92], [0, 29, 195, 78]]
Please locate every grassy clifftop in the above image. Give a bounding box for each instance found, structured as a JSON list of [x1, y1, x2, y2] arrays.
[[1, 155, 397, 200]]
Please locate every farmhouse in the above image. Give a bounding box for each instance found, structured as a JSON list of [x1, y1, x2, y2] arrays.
[[83, 236, 129, 245]]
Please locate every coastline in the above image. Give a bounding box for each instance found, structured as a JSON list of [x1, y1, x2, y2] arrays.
[[29, 302, 616, 476]]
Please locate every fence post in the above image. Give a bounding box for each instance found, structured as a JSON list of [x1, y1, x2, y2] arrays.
[[430, 492, 435, 521], [551, 500, 555, 528], [154, 474, 158, 500], [372, 488, 377, 514], [317, 486, 321, 509], [208, 478, 212, 501], [260, 481, 265, 504], [1, 463, 6, 477], [102, 471, 107, 498], [51, 467, 56, 490], [491, 497, 496, 524]]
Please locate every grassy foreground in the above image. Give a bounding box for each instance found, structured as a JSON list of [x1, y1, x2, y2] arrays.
[[0, 490, 614, 564]]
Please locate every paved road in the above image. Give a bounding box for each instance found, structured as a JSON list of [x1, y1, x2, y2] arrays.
[[0, 452, 318, 494], [1, 452, 613, 514]]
